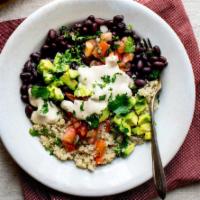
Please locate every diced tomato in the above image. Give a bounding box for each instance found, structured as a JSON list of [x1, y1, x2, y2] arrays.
[[95, 139, 106, 158], [122, 53, 134, 63], [116, 41, 125, 54], [77, 123, 88, 138], [64, 143, 76, 152], [62, 126, 76, 144], [84, 40, 96, 57], [98, 41, 110, 57], [73, 121, 81, 129], [105, 120, 111, 132], [65, 92, 75, 101], [95, 139, 106, 165], [95, 156, 104, 165]]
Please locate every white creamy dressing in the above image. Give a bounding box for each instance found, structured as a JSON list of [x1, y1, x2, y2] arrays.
[[28, 89, 61, 124], [61, 56, 133, 119]]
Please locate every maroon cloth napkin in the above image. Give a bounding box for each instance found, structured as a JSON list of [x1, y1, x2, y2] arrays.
[[0, 0, 200, 199]]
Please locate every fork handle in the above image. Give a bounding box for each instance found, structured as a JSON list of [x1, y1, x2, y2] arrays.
[[150, 111, 167, 199]]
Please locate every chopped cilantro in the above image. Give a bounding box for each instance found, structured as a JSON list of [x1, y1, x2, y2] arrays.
[[80, 101, 84, 111], [99, 95, 106, 101], [112, 35, 120, 41], [113, 43, 120, 50], [29, 129, 40, 136], [149, 69, 161, 80], [86, 114, 99, 129], [40, 101, 49, 114], [31, 86, 50, 100], [54, 138, 62, 147], [108, 94, 130, 115], [73, 110, 76, 116], [124, 36, 135, 53], [101, 75, 111, 84]]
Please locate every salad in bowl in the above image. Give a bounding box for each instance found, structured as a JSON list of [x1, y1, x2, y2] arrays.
[[19, 15, 167, 171]]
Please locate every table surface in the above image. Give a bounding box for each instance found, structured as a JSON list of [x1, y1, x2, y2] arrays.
[[0, 0, 199, 199]]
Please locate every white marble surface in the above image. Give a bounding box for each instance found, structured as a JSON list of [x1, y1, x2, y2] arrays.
[[0, 0, 199, 199]]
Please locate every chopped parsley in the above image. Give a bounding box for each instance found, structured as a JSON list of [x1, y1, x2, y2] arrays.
[[99, 95, 106, 101], [86, 114, 99, 129], [108, 94, 130, 115], [29, 129, 40, 137], [124, 36, 135, 53], [73, 110, 76, 116], [31, 86, 50, 100], [40, 101, 49, 114], [80, 101, 85, 111]]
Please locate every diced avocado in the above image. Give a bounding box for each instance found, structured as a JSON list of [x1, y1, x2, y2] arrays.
[[128, 96, 137, 108], [37, 59, 54, 74], [99, 108, 110, 123], [48, 85, 64, 101], [132, 126, 144, 136], [113, 115, 122, 126], [124, 112, 138, 126], [53, 53, 70, 73], [51, 79, 64, 87], [74, 84, 92, 97], [60, 72, 78, 90], [122, 143, 135, 157], [43, 72, 54, 84], [120, 120, 131, 136], [138, 113, 151, 125], [134, 96, 148, 115], [69, 69, 79, 79], [140, 123, 151, 132], [144, 132, 152, 140]]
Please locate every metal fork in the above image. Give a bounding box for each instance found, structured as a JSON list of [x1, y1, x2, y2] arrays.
[[149, 81, 167, 199]]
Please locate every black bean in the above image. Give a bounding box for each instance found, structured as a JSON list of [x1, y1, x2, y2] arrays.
[[20, 85, 28, 95], [112, 26, 117, 32], [61, 86, 71, 93], [159, 56, 167, 63], [31, 68, 38, 79], [142, 54, 148, 62], [106, 20, 113, 28], [41, 44, 50, 54], [113, 15, 124, 23], [82, 26, 88, 34], [20, 72, 32, 81], [126, 71, 133, 77], [23, 60, 32, 72], [134, 54, 141, 61], [95, 18, 105, 26], [92, 23, 98, 33], [133, 34, 141, 43], [85, 19, 93, 28], [48, 29, 57, 41], [57, 35, 65, 43], [152, 61, 166, 70], [87, 15, 95, 22], [146, 62, 152, 68], [30, 52, 41, 63], [136, 60, 144, 70], [60, 41, 68, 48], [124, 29, 133, 36], [21, 95, 29, 103], [153, 45, 161, 57], [135, 45, 144, 54], [143, 67, 151, 73], [117, 22, 126, 31], [70, 62, 78, 70], [134, 79, 146, 87], [25, 104, 34, 118], [150, 56, 159, 63]]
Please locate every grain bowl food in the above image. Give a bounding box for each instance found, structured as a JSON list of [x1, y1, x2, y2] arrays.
[[20, 15, 167, 170]]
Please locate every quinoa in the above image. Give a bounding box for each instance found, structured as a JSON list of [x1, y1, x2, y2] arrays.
[[32, 119, 116, 171]]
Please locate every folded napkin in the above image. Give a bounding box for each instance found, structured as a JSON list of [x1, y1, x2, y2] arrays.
[[0, 0, 199, 199]]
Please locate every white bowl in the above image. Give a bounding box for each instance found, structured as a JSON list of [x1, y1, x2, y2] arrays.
[[0, 0, 195, 196]]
